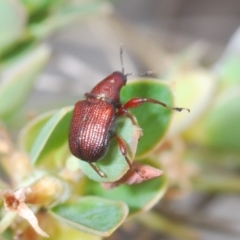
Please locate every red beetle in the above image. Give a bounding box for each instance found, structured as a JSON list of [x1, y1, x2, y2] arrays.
[[69, 47, 189, 177]]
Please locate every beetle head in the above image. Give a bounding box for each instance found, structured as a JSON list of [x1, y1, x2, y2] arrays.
[[89, 46, 153, 105], [90, 71, 127, 105]]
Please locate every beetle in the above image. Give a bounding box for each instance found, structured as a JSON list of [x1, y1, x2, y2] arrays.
[[69, 47, 189, 177]]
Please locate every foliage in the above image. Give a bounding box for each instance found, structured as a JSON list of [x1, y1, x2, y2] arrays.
[[1, 0, 240, 239], [0, 1, 173, 239]]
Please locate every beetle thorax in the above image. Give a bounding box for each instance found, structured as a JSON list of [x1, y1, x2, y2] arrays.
[[90, 71, 126, 105]]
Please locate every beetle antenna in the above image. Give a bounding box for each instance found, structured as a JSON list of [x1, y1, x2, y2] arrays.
[[125, 70, 154, 78], [129, 70, 154, 77], [120, 45, 154, 78], [120, 44, 125, 75]]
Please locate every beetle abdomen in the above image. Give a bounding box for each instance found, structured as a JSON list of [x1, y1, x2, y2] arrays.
[[69, 99, 116, 162]]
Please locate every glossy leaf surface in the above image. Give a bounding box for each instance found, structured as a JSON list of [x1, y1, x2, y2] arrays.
[[50, 196, 128, 237], [201, 87, 240, 150], [19, 110, 56, 152], [83, 158, 167, 215], [30, 106, 72, 165], [120, 79, 173, 158], [0, 44, 50, 120]]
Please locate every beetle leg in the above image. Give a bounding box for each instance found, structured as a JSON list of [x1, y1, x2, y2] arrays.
[[115, 135, 144, 178], [118, 97, 190, 113], [115, 135, 132, 168], [88, 162, 106, 178], [117, 108, 138, 125]]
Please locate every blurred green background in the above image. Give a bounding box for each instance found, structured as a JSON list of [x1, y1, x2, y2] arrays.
[[1, 0, 240, 240]]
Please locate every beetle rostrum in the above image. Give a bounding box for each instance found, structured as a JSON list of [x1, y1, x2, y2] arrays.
[[69, 47, 190, 178]]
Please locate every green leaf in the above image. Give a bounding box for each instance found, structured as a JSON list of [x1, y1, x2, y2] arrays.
[[218, 56, 240, 87], [35, 212, 102, 240], [201, 87, 240, 150], [0, 212, 17, 236], [45, 222, 102, 240], [83, 158, 167, 215], [168, 69, 215, 136], [0, 44, 50, 120], [75, 116, 141, 182], [28, 0, 111, 40], [50, 196, 128, 237], [1, 229, 14, 240], [30, 106, 73, 165], [0, 0, 26, 54], [120, 79, 173, 158], [21, 0, 61, 15], [19, 110, 57, 152]]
